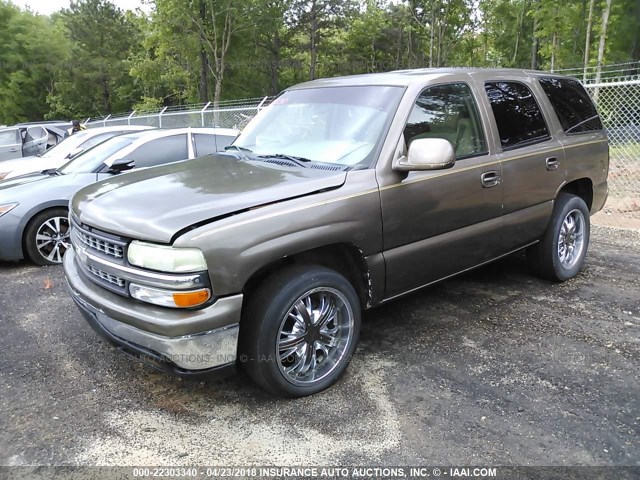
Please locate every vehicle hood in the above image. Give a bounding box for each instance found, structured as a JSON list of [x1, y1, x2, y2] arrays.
[[2, 156, 66, 179], [0, 156, 35, 173], [72, 154, 347, 243], [0, 172, 96, 206]]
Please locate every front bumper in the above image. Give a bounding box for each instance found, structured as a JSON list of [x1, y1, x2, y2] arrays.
[[0, 210, 24, 261], [64, 249, 243, 376]]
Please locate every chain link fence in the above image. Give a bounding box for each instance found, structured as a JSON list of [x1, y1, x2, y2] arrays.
[[85, 79, 640, 226], [85, 97, 273, 131], [584, 79, 640, 225]]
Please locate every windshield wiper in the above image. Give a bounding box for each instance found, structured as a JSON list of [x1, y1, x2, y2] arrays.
[[257, 153, 313, 168], [224, 145, 253, 161]]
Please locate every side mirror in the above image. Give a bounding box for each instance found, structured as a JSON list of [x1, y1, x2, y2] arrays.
[[392, 138, 455, 172], [108, 158, 135, 174]]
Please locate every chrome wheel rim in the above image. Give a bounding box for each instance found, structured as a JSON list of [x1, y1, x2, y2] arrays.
[[557, 209, 585, 270], [276, 287, 354, 386], [35, 216, 70, 264]]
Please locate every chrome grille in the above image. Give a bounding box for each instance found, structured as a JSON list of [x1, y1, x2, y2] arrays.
[[85, 264, 126, 288], [73, 227, 124, 259]]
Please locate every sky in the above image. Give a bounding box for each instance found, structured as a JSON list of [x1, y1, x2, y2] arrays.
[[12, 0, 150, 15]]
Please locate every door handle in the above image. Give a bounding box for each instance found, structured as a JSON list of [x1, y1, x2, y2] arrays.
[[546, 156, 560, 171], [9, 148, 19, 152], [481, 170, 501, 188]]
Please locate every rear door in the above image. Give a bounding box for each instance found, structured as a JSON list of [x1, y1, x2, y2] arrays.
[[22, 126, 49, 156], [480, 76, 566, 249], [537, 76, 608, 206], [0, 129, 22, 161]]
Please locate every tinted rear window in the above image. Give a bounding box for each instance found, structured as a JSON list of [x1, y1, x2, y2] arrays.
[[539, 77, 603, 134], [485, 81, 550, 150]]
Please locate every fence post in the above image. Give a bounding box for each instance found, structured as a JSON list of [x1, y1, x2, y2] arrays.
[[102, 114, 111, 128], [127, 110, 136, 126], [200, 102, 211, 127], [158, 106, 168, 128]]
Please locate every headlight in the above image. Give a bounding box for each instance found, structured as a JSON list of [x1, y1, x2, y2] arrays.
[[0, 203, 18, 217], [127, 241, 208, 273]]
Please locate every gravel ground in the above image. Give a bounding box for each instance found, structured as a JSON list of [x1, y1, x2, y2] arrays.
[[0, 225, 638, 468]]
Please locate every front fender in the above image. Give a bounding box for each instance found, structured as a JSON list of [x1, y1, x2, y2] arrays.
[[174, 170, 383, 298]]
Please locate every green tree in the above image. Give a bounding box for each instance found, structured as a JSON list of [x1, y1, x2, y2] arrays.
[[0, 2, 69, 123], [47, 0, 144, 118]]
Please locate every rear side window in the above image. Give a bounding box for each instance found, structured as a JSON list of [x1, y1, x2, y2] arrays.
[[193, 134, 218, 156], [539, 77, 603, 134], [215, 135, 235, 151], [194, 134, 237, 156], [127, 134, 189, 168], [485, 81, 550, 150]]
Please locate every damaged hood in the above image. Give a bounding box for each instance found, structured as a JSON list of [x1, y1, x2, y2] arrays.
[[71, 153, 347, 243]]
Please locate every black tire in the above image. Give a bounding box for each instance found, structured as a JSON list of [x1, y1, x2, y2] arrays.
[[239, 264, 361, 397], [24, 208, 70, 266], [527, 193, 590, 281]]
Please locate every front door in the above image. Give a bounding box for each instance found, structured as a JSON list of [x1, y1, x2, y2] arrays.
[[379, 82, 504, 299]]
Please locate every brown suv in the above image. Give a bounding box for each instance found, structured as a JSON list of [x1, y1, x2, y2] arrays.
[[63, 68, 608, 397]]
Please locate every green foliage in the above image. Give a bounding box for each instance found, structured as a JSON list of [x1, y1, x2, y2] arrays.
[[0, 0, 639, 122], [46, 0, 144, 119], [0, 2, 70, 124]]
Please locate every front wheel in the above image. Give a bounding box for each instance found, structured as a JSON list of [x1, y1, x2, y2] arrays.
[[527, 193, 590, 281], [240, 265, 361, 397], [24, 208, 71, 266]]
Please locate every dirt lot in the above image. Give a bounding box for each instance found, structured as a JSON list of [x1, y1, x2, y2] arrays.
[[0, 225, 638, 468]]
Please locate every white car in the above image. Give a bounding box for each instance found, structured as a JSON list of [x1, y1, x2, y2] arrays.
[[0, 126, 154, 180]]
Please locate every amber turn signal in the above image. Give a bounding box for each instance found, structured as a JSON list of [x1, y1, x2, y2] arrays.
[[172, 289, 211, 308]]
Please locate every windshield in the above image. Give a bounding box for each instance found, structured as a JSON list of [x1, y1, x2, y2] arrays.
[[41, 131, 92, 158], [59, 136, 136, 174], [233, 85, 405, 167]]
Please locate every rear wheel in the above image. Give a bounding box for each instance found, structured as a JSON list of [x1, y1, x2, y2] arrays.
[[527, 193, 590, 281], [24, 208, 70, 266], [240, 265, 361, 397]]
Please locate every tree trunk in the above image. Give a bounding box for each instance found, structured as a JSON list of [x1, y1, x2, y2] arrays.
[[198, 0, 209, 102], [429, 4, 434, 68], [530, 0, 539, 69], [270, 33, 280, 95], [512, 0, 527, 65], [102, 77, 111, 113], [550, 31, 557, 71], [309, 1, 318, 80], [395, 24, 402, 69], [631, 0, 640, 60], [594, 0, 613, 86], [199, 49, 209, 102], [583, 0, 595, 81], [214, 76, 223, 107]]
